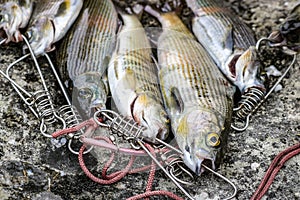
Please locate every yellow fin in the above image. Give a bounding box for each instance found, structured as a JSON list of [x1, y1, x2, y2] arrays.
[[135, 93, 149, 106], [177, 116, 189, 136]]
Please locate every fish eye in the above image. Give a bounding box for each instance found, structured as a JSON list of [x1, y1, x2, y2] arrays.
[[206, 133, 220, 147], [78, 88, 93, 99]]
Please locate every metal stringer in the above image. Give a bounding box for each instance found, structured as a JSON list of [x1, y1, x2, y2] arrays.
[[231, 37, 298, 131], [93, 109, 237, 200], [0, 35, 66, 137]]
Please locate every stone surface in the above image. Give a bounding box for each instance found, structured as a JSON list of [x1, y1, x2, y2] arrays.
[[0, 0, 299, 199]]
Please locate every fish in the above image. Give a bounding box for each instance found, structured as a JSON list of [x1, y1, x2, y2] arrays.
[[24, 0, 83, 56], [0, 0, 33, 43], [144, 6, 234, 175], [107, 11, 170, 142], [186, 0, 266, 94], [56, 0, 118, 119], [268, 3, 300, 54]]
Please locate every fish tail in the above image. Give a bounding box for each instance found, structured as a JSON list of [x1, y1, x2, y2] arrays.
[[144, 5, 163, 23], [144, 0, 183, 21]]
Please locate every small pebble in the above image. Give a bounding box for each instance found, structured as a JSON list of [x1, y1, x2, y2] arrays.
[[194, 192, 209, 200], [265, 65, 282, 77], [251, 162, 260, 170], [274, 84, 283, 92]]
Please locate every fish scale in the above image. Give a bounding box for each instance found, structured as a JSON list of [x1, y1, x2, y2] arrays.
[[186, 0, 265, 94], [145, 8, 234, 174], [59, 0, 117, 80], [29, 0, 62, 18], [191, 0, 256, 48], [56, 0, 118, 118], [108, 12, 169, 141], [158, 15, 230, 116]]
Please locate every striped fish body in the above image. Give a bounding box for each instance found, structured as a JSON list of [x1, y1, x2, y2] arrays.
[[186, 0, 265, 93], [25, 0, 83, 55], [148, 9, 234, 175], [56, 0, 117, 118], [108, 13, 169, 142], [0, 0, 33, 42]]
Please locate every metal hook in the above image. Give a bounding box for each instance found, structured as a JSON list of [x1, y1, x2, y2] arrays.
[[168, 158, 194, 185], [68, 138, 93, 155], [44, 53, 84, 132], [255, 37, 272, 51], [202, 164, 238, 200], [136, 140, 195, 200], [0, 34, 66, 137], [92, 110, 238, 199], [232, 54, 297, 131], [0, 38, 6, 45], [231, 39, 297, 131]]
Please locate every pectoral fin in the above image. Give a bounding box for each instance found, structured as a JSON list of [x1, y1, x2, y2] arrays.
[[169, 87, 184, 115]]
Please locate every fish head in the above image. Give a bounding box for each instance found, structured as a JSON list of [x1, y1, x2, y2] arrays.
[[24, 16, 55, 56], [233, 46, 265, 93], [175, 109, 226, 175], [0, 2, 23, 42], [132, 94, 170, 142], [73, 72, 108, 118]]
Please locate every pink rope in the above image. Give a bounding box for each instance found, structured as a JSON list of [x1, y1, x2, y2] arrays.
[[126, 191, 184, 200], [251, 142, 300, 200], [53, 117, 184, 199], [78, 143, 136, 184], [52, 118, 98, 138]]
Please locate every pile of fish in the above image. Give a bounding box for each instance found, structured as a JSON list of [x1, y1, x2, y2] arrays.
[[0, 0, 299, 196]]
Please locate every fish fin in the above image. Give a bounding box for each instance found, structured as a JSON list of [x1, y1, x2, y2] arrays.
[[132, 4, 144, 20], [169, 87, 184, 114], [113, 0, 144, 19], [161, 0, 183, 15], [119, 68, 136, 90], [144, 5, 162, 22], [177, 115, 188, 136]]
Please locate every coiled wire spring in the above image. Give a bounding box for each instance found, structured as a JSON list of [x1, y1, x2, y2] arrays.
[[31, 90, 65, 134], [94, 109, 146, 149], [231, 37, 297, 131], [92, 109, 237, 200], [57, 105, 82, 129]]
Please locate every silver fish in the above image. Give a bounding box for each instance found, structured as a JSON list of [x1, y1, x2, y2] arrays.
[[24, 0, 83, 55], [186, 0, 265, 94], [108, 12, 169, 142], [145, 7, 234, 175], [0, 0, 33, 43], [56, 0, 118, 118]]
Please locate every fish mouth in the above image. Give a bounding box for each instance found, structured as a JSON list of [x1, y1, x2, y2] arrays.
[[183, 151, 216, 176], [194, 157, 215, 176], [228, 54, 242, 78]]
